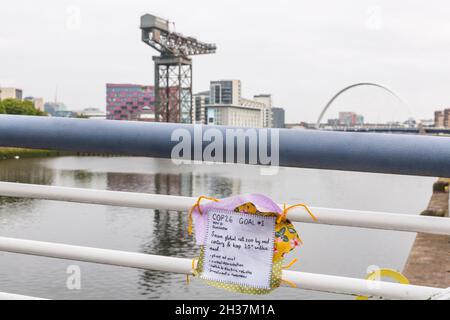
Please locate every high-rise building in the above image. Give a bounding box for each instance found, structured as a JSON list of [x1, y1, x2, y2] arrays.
[[434, 108, 450, 127], [106, 84, 155, 121], [0, 87, 23, 101], [187, 80, 276, 128], [435, 110, 444, 127], [444, 109, 450, 128], [253, 94, 273, 128], [192, 91, 210, 124], [202, 80, 272, 128], [205, 80, 263, 127], [210, 80, 241, 105], [271, 107, 285, 128]]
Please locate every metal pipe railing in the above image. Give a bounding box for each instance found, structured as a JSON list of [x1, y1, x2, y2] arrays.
[[2, 115, 450, 177], [1, 115, 448, 299], [0, 236, 443, 299], [0, 182, 448, 235]]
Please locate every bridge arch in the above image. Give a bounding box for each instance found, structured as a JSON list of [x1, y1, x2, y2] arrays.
[[315, 83, 405, 129]]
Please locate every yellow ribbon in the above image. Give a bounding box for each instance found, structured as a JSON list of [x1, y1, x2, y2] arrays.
[[282, 258, 298, 270], [186, 258, 199, 285], [281, 258, 299, 288], [188, 196, 220, 236], [277, 204, 315, 289], [277, 203, 317, 224], [356, 268, 410, 300], [281, 279, 297, 288]]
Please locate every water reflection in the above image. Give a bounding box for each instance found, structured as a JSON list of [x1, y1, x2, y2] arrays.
[[0, 158, 55, 206], [104, 171, 239, 296], [73, 170, 94, 183], [0, 156, 433, 299], [0, 196, 30, 205], [0, 158, 55, 185], [138, 211, 197, 297]]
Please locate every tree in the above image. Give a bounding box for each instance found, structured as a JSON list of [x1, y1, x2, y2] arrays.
[[0, 99, 46, 116]]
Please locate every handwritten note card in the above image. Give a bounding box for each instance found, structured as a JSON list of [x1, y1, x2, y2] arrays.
[[201, 209, 275, 289]]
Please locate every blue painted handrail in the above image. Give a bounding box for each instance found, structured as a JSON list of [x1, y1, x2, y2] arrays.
[[1, 114, 450, 177]]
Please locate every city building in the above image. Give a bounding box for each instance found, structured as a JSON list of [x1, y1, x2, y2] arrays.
[[139, 106, 155, 122], [79, 107, 106, 120], [192, 91, 210, 124], [210, 80, 241, 105], [434, 110, 444, 127], [271, 107, 285, 128], [200, 80, 272, 128], [106, 84, 155, 121], [206, 105, 262, 128], [240, 98, 267, 127], [253, 94, 273, 128], [338, 112, 364, 126], [434, 108, 450, 127], [24, 97, 44, 111], [0, 87, 23, 100], [443, 109, 450, 127]]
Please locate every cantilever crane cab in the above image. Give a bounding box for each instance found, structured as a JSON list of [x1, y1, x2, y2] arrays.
[[140, 14, 169, 33], [140, 12, 217, 123]]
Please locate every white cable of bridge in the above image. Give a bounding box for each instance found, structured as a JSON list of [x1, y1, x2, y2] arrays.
[[0, 236, 444, 300], [0, 182, 448, 235]]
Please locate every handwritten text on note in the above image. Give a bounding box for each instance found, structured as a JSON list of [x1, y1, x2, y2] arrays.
[[201, 209, 275, 289]]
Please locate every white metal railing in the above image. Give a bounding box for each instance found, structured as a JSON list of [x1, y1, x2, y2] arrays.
[[0, 181, 448, 299], [1, 116, 449, 300], [0, 236, 444, 300], [0, 181, 449, 235]]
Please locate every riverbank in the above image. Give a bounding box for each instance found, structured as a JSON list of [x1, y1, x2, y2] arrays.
[[0, 147, 72, 160], [403, 178, 450, 289], [0, 148, 119, 160]]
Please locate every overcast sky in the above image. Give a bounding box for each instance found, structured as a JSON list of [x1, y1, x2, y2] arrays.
[[1, 0, 450, 123]]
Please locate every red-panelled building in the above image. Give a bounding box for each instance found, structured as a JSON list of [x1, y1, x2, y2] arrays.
[[106, 84, 155, 121]]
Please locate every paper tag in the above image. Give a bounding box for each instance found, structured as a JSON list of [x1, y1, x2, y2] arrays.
[[201, 209, 275, 289]]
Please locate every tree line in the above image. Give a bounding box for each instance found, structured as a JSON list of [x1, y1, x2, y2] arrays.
[[0, 99, 46, 116]]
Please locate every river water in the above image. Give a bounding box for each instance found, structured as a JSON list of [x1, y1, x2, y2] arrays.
[[0, 156, 434, 299]]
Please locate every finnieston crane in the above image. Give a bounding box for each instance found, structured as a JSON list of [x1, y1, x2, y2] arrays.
[[140, 14, 217, 123]]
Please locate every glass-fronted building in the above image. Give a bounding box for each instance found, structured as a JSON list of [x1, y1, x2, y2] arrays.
[[210, 80, 241, 106], [271, 107, 285, 128]]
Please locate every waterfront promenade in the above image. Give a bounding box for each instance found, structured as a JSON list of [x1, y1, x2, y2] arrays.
[[403, 179, 450, 289]]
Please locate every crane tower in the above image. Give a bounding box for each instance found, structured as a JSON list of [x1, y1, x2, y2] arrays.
[[140, 14, 217, 123]]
